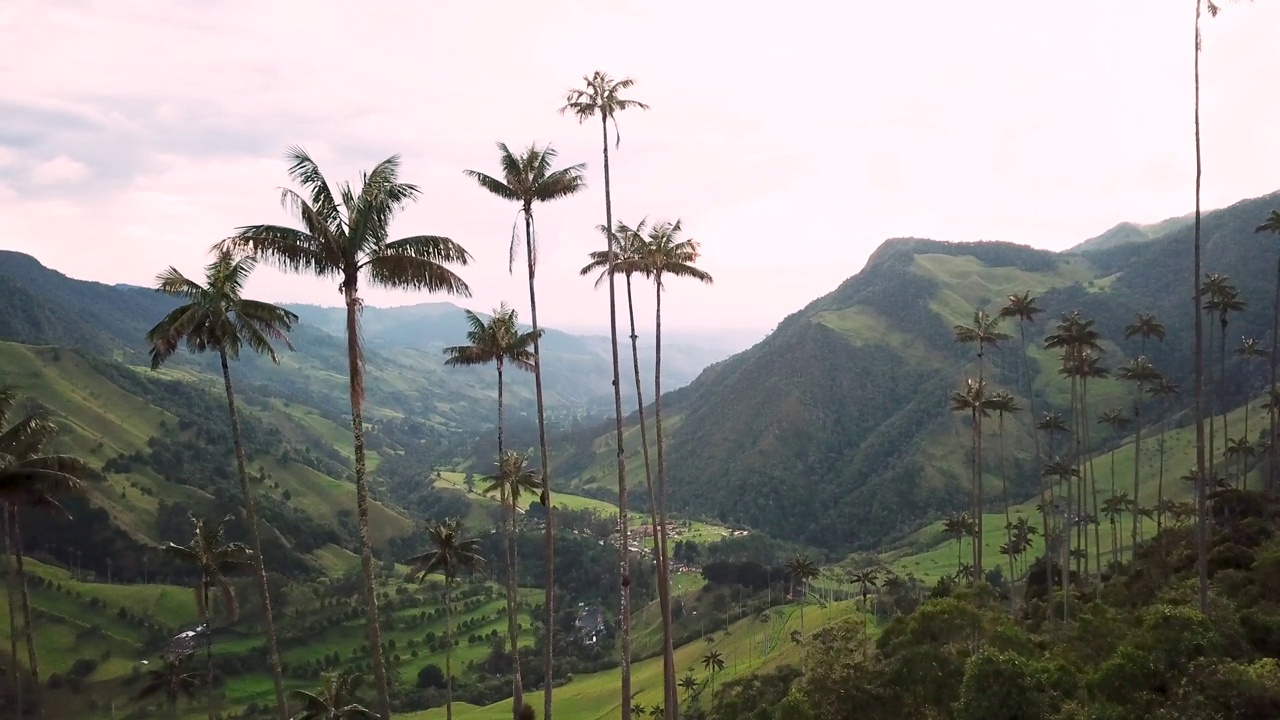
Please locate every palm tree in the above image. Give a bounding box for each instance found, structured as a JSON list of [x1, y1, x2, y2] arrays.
[[949, 378, 992, 575], [942, 512, 970, 575], [579, 219, 674, 699], [998, 292, 1046, 601], [161, 514, 253, 720], [986, 390, 1021, 607], [561, 70, 649, 720], [406, 519, 486, 720], [1043, 456, 1079, 620], [146, 249, 297, 720], [1124, 313, 1167, 357], [137, 656, 202, 720], [289, 670, 379, 720], [1225, 436, 1257, 489], [1254, 209, 1280, 494], [0, 390, 94, 687], [482, 451, 544, 716], [465, 145, 585, 707], [783, 555, 818, 672], [225, 146, 472, 718], [700, 650, 725, 701], [953, 311, 1010, 577], [1117, 357, 1161, 555], [1235, 337, 1266, 457], [1147, 377, 1181, 530], [443, 305, 540, 461], [1202, 274, 1245, 476]]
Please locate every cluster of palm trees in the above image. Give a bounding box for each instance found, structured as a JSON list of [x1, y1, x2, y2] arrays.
[[124, 69, 711, 720], [946, 226, 1280, 618]]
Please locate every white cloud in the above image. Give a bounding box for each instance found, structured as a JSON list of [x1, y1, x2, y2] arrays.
[[0, 183, 16, 202], [30, 154, 89, 185], [0, 147, 14, 167]]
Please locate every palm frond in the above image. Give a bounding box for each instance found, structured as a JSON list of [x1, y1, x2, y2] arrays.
[[462, 169, 519, 203], [283, 145, 345, 235], [365, 236, 472, 295], [154, 267, 206, 301], [0, 386, 15, 427], [223, 224, 339, 279]]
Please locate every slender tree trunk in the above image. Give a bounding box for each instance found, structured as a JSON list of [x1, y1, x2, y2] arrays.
[[625, 276, 675, 720], [1220, 319, 1230, 485], [521, 212, 556, 720], [218, 351, 288, 720], [10, 509, 37, 685], [998, 416, 1015, 613], [1018, 322, 1052, 618], [3, 505, 19, 707], [1193, 0, 1211, 615], [1270, 251, 1279, 494], [445, 580, 454, 720], [600, 113, 632, 720], [1208, 317, 1217, 480], [496, 361, 524, 718], [651, 278, 679, 719], [975, 346, 986, 579], [1243, 399, 1250, 491], [500, 481, 523, 717], [344, 289, 392, 719], [1157, 431, 1167, 531], [1084, 382, 1103, 594], [203, 578, 214, 720], [1132, 385, 1144, 564]]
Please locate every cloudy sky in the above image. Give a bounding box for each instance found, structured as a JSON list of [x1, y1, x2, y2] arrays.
[[1, 1, 1277, 346]]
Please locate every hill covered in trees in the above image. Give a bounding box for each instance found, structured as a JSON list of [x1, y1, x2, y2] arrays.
[[553, 190, 1280, 552]]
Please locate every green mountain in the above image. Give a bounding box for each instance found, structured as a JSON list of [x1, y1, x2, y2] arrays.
[[554, 189, 1280, 552], [1069, 212, 1195, 253]]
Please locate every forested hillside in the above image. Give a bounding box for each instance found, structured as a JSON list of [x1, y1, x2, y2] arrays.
[[554, 190, 1280, 552]]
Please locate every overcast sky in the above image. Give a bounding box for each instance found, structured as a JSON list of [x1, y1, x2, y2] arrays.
[[1, 1, 1277, 346]]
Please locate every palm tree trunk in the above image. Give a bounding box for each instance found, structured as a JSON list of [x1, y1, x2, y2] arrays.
[[445, 580, 454, 720], [1018, 322, 1052, 618], [10, 508, 37, 684], [625, 276, 674, 720], [998, 416, 1014, 613], [651, 278, 679, 719], [975, 347, 986, 579], [521, 212, 557, 720], [3, 504, 19, 706], [1208, 319, 1217, 480], [600, 112, 632, 720], [1220, 319, 1230, 483], [1193, 0, 1211, 615], [1270, 251, 1279, 494], [1243, 400, 1250, 491], [501, 481, 523, 717], [218, 350, 288, 720], [1132, 387, 1144, 564], [1083, 382, 1103, 594], [1157, 431, 1167, 531], [203, 578, 214, 720], [343, 288, 392, 719]]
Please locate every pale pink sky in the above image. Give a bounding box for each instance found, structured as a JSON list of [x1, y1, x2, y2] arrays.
[[1, 1, 1277, 341]]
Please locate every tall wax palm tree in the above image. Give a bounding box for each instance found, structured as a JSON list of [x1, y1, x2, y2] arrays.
[[561, 70, 649, 720], [1117, 357, 1161, 555], [580, 219, 674, 691], [953, 312, 1010, 578], [146, 249, 297, 720], [1202, 274, 1245, 476], [986, 390, 1021, 609], [700, 650, 725, 701], [1225, 436, 1257, 489], [1235, 337, 1266, 448], [137, 656, 202, 720], [1147, 378, 1182, 530], [1255, 209, 1280, 494], [1042, 456, 1079, 620], [443, 305, 540, 461], [942, 512, 970, 575], [639, 218, 713, 702], [161, 514, 253, 720], [583, 217, 691, 702], [1124, 313, 1167, 357], [0, 390, 94, 686], [465, 145, 586, 704], [406, 519, 485, 720], [1078, 354, 1110, 592], [1098, 408, 1130, 565], [482, 451, 544, 717], [998, 292, 1047, 600], [224, 146, 473, 718], [783, 555, 818, 672], [290, 670, 379, 720], [949, 378, 992, 575]]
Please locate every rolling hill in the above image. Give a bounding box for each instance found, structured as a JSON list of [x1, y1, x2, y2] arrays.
[[553, 189, 1280, 552]]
